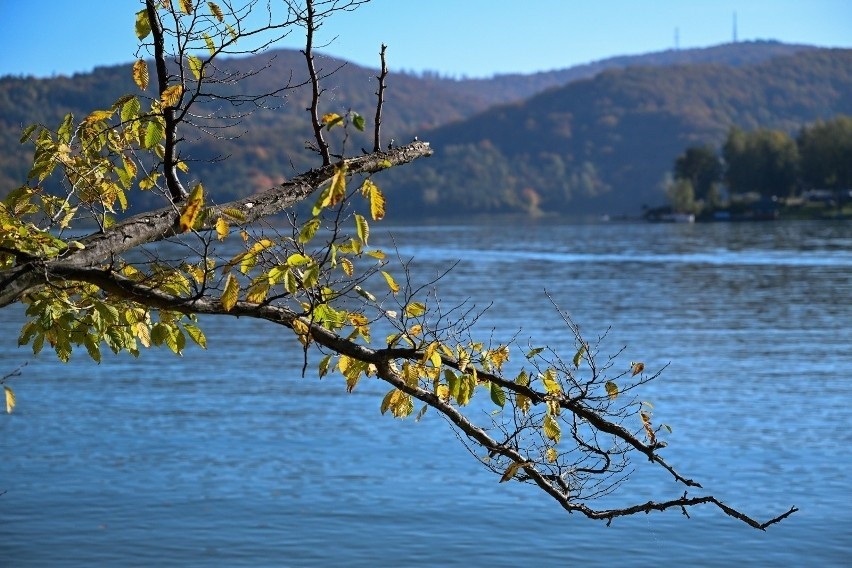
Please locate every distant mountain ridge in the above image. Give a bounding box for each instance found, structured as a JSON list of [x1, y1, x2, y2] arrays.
[[0, 40, 842, 217]]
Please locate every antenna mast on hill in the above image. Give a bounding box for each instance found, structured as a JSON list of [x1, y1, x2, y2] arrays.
[[733, 12, 738, 43]]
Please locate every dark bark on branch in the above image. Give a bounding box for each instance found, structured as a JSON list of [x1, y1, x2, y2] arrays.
[[374, 44, 387, 152], [146, 0, 187, 202], [0, 142, 432, 308]]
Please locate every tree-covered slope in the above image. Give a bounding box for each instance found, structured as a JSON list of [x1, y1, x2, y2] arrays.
[[382, 49, 852, 218]]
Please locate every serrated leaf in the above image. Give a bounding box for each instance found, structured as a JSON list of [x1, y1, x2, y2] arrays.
[[631, 362, 645, 376], [4, 386, 16, 414], [544, 413, 561, 444], [370, 182, 385, 221], [132, 59, 149, 90], [299, 217, 320, 243], [161, 84, 183, 108], [605, 380, 619, 401], [215, 217, 229, 241], [489, 381, 506, 408], [542, 368, 561, 394], [318, 354, 333, 378], [183, 323, 207, 349], [354, 213, 369, 245], [179, 0, 194, 14], [121, 97, 141, 123], [203, 32, 216, 55], [187, 55, 203, 80], [221, 207, 246, 222], [207, 1, 224, 21], [221, 273, 239, 311], [179, 183, 204, 233], [341, 257, 354, 277], [404, 302, 426, 318], [246, 278, 270, 304], [144, 120, 164, 149], [381, 271, 399, 294], [135, 9, 151, 39], [57, 112, 74, 143], [323, 164, 347, 207]]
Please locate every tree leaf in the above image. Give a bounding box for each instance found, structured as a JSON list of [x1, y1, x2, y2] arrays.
[[321, 112, 343, 130], [135, 9, 152, 39], [187, 55, 203, 80], [489, 381, 506, 408], [499, 461, 526, 483], [544, 413, 561, 444], [144, 120, 164, 149], [404, 302, 426, 317], [354, 213, 369, 245], [352, 112, 366, 131], [4, 385, 16, 414], [573, 345, 586, 368], [341, 258, 354, 277], [202, 33, 216, 55], [121, 97, 141, 123], [215, 217, 229, 241], [542, 368, 561, 394], [370, 182, 385, 221], [546, 447, 558, 463], [207, 1, 224, 21], [132, 59, 149, 90], [631, 362, 645, 376], [299, 217, 320, 243], [161, 84, 183, 108], [381, 271, 400, 294], [179, 183, 204, 233], [179, 0, 194, 14], [221, 273, 239, 311], [183, 323, 207, 349], [605, 380, 619, 401]]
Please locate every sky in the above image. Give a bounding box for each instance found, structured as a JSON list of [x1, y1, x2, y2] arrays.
[[0, 1, 850, 79]]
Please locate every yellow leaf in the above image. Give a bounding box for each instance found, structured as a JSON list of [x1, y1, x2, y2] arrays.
[[546, 448, 558, 463], [631, 362, 645, 377], [544, 413, 561, 444], [132, 59, 149, 90], [381, 270, 399, 294], [435, 384, 449, 401], [207, 1, 224, 21], [354, 213, 369, 245], [135, 9, 152, 39], [179, 0, 194, 14], [499, 461, 527, 483], [321, 112, 343, 129], [340, 257, 353, 277], [542, 368, 561, 394], [323, 164, 347, 208], [161, 84, 183, 108], [4, 386, 16, 414], [187, 55, 203, 80], [179, 183, 204, 233], [605, 380, 619, 401], [221, 273, 239, 311], [215, 217, 229, 241], [368, 180, 386, 221], [246, 278, 270, 304]]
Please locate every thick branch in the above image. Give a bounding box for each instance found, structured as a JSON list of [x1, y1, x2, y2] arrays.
[[0, 142, 433, 308]]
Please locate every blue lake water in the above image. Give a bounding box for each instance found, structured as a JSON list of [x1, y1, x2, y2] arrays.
[[1, 219, 850, 566]]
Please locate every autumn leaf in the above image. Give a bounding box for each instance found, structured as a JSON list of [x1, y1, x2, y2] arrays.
[[221, 273, 239, 311], [179, 183, 204, 233], [631, 362, 645, 376], [161, 84, 183, 108], [4, 386, 15, 414], [605, 380, 619, 401], [499, 461, 529, 483], [321, 112, 343, 130], [132, 59, 149, 90]]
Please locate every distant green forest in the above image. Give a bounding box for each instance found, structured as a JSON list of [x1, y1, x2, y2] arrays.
[[2, 41, 849, 218]]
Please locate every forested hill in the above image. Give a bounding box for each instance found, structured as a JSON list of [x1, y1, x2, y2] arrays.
[[0, 41, 842, 216], [383, 48, 852, 218]]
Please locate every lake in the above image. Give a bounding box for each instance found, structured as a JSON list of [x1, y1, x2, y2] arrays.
[[1, 219, 850, 566]]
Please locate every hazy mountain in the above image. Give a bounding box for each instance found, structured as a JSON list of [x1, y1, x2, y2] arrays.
[[381, 48, 852, 218], [0, 40, 840, 217]]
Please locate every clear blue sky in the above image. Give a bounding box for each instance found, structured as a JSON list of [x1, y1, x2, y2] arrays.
[[1, 0, 850, 78]]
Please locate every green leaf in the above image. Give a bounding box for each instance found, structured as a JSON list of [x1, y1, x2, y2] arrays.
[[187, 55, 203, 80], [318, 354, 333, 378], [144, 120, 165, 149], [605, 380, 619, 401], [121, 97, 141, 123], [352, 112, 366, 131], [203, 33, 216, 55], [573, 345, 586, 368], [135, 9, 152, 39], [354, 213, 369, 245], [299, 218, 320, 243], [183, 323, 207, 349], [489, 381, 506, 408], [19, 124, 39, 143], [526, 347, 544, 359], [57, 113, 74, 144]]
